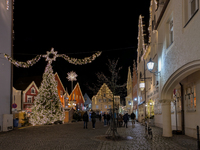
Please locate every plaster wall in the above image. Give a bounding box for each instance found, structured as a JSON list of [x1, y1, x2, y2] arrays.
[[157, 0, 200, 93], [0, 0, 12, 131]]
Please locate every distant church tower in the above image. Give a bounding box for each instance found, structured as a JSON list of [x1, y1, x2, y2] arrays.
[[0, 0, 14, 131]]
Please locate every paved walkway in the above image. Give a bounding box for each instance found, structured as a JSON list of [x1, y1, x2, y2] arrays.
[[97, 121, 198, 150], [0, 120, 198, 150]]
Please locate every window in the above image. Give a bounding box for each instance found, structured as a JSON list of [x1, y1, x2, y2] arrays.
[[105, 105, 107, 108], [76, 95, 78, 99], [89, 104, 91, 108], [191, 0, 198, 16], [104, 99, 106, 102], [109, 99, 112, 102], [27, 96, 32, 103], [96, 105, 98, 109], [166, 17, 174, 48], [104, 94, 106, 97], [79, 96, 81, 100], [169, 19, 174, 45], [185, 84, 196, 111], [31, 87, 35, 94], [99, 99, 101, 102], [60, 90, 63, 96], [183, 0, 199, 27], [108, 105, 111, 108]]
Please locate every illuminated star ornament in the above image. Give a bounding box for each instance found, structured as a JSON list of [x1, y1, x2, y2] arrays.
[[42, 47, 58, 64], [67, 71, 78, 81]]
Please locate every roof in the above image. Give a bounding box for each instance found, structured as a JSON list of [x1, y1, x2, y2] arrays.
[[69, 82, 85, 103], [55, 72, 66, 93], [13, 76, 42, 91]]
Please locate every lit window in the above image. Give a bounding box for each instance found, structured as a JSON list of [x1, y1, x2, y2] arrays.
[[105, 105, 107, 108], [96, 105, 98, 109]]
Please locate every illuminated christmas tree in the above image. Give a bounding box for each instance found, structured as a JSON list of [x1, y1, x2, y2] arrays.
[[29, 63, 65, 126]]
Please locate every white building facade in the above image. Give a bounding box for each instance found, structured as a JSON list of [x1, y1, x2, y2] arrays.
[[0, 0, 13, 131], [137, 0, 200, 138]]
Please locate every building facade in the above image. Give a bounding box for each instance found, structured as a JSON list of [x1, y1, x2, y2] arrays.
[[125, 67, 133, 114], [132, 61, 138, 119], [0, 0, 14, 131], [68, 83, 85, 111], [92, 83, 120, 114], [83, 93, 92, 111], [137, 0, 200, 138]]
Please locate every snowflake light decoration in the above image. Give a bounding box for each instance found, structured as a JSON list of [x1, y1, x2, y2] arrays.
[[67, 71, 78, 81], [42, 47, 58, 64]]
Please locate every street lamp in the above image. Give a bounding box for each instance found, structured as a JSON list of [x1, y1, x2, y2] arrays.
[[147, 58, 160, 76], [139, 81, 145, 91]]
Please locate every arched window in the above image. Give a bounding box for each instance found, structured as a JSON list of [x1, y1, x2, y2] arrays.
[[31, 87, 35, 94]]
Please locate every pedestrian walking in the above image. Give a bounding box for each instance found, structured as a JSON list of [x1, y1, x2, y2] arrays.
[[99, 113, 102, 122], [123, 113, 129, 128], [83, 111, 88, 129], [91, 111, 96, 129], [131, 112, 136, 126], [103, 112, 107, 126], [107, 113, 111, 126]]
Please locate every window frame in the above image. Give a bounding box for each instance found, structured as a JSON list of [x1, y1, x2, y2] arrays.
[[27, 95, 32, 103], [183, 0, 199, 28], [31, 87, 35, 94]]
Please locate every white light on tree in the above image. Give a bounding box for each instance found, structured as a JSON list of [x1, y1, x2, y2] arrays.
[[147, 58, 155, 72], [139, 81, 145, 91]]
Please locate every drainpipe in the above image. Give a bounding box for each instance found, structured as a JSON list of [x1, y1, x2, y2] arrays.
[[179, 83, 185, 134]]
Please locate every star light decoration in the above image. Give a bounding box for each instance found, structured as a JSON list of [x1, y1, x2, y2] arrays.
[[67, 71, 78, 81], [42, 47, 58, 64]]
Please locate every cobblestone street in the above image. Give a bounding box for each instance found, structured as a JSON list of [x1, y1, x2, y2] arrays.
[[0, 120, 198, 150]]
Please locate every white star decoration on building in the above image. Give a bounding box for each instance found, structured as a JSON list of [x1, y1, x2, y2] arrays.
[[43, 47, 58, 64]]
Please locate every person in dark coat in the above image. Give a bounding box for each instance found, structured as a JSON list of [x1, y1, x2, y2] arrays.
[[107, 113, 111, 125], [123, 113, 129, 128], [91, 111, 96, 129], [131, 112, 136, 126], [99, 113, 102, 122], [83, 111, 89, 129], [103, 112, 107, 126]]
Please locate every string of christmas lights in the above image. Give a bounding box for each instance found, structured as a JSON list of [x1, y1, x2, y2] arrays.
[[3, 48, 102, 67], [4, 54, 42, 68], [58, 51, 102, 65]]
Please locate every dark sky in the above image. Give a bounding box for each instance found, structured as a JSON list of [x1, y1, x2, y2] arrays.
[[13, 1, 150, 98]]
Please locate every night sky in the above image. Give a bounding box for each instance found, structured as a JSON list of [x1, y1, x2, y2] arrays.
[[13, 1, 150, 98]]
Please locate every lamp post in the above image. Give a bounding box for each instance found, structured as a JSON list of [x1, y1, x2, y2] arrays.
[[139, 60, 152, 120], [67, 71, 78, 109]]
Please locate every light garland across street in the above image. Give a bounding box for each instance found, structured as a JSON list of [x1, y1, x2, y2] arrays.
[[3, 47, 102, 67]]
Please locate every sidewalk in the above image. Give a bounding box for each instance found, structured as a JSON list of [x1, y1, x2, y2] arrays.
[[97, 121, 198, 150]]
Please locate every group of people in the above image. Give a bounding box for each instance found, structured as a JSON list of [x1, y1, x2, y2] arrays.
[[82, 110, 136, 129]]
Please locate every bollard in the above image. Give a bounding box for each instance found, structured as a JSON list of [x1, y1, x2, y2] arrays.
[[197, 126, 200, 150]]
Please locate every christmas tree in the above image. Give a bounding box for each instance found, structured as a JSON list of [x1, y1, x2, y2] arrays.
[[29, 63, 65, 126]]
